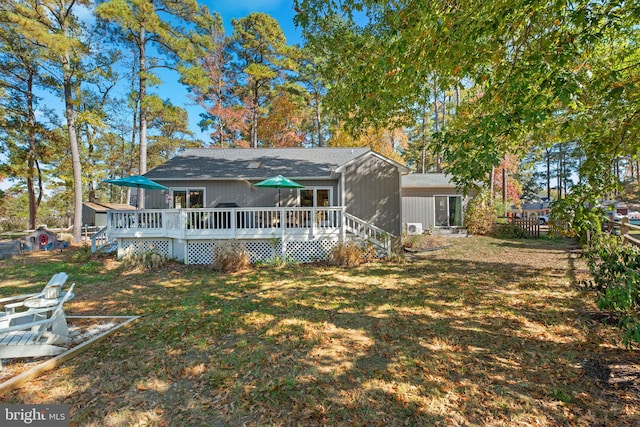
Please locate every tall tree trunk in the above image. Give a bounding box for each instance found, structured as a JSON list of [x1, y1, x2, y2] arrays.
[[129, 61, 138, 178], [315, 91, 324, 147], [545, 148, 551, 200], [490, 166, 495, 200], [421, 98, 427, 174], [85, 118, 96, 203], [251, 84, 259, 148], [138, 26, 147, 208], [26, 70, 39, 229], [433, 77, 441, 173], [502, 167, 507, 216], [63, 51, 82, 242], [557, 155, 562, 200], [442, 93, 447, 129]]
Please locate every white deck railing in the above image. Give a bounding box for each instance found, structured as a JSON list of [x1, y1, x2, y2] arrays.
[[105, 207, 346, 240]]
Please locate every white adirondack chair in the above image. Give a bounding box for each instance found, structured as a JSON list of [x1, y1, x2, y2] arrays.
[[0, 272, 69, 315], [0, 283, 75, 368]]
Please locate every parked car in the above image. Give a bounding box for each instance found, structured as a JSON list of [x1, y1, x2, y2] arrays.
[[538, 215, 549, 225]]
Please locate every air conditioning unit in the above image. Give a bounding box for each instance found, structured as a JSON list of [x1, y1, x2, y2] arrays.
[[407, 223, 423, 235]]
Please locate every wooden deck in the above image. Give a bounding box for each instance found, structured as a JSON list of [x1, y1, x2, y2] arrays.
[[91, 207, 394, 263], [104, 207, 347, 240]]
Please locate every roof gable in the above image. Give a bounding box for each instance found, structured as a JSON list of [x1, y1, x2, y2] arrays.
[[145, 147, 385, 180]]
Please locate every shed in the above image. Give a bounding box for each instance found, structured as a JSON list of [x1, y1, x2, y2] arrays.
[[83, 202, 136, 227]]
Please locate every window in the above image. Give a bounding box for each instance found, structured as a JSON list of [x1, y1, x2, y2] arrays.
[[435, 195, 463, 227], [298, 188, 332, 207], [173, 189, 205, 208]]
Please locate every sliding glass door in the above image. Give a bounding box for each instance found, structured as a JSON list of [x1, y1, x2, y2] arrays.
[[299, 188, 332, 207], [173, 189, 204, 208], [435, 195, 463, 227]]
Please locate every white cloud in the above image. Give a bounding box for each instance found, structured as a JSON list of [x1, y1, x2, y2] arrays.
[[73, 3, 97, 26]]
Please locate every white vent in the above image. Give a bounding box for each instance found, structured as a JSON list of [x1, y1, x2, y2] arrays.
[[407, 223, 423, 235]]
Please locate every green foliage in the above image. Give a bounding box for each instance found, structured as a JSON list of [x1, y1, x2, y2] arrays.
[[491, 223, 530, 239], [583, 234, 640, 347], [295, 0, 640, 197], [212, 242, 250, 273], [551, 191, 604, 243], [464, 190, 496, 236], [70, 245, 93, 263], [230, 12, 298, 147]]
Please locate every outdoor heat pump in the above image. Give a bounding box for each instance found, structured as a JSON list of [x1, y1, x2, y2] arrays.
[[407, 223, 423, 235]]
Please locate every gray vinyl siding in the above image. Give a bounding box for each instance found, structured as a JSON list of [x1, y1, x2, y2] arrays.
[[145, 179, 339, 209], [402, 188, 474, 228], [343, 155, 402, 235]]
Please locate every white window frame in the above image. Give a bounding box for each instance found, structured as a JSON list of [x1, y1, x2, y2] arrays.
[[433, 194, 463, 228], [297, 187, 333, 207], [171, 187, 206, 209]]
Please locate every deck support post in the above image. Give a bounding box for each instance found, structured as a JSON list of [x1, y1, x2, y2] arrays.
[[280, 208, 286, 258]]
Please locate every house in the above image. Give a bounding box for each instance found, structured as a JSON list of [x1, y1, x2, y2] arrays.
[[511, 202, 551, 220], [94, 148, 407, 264], [401, 174, 474, 233], [82, 202, 136, 227]]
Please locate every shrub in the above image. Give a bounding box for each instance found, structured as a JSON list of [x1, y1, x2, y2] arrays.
[[213, 242, 250, 273], [70, 244, 92, 263], [464, 189, 496, 235], [583, 234, 640, 347], [331, 241, 365, 267], [122, 247, 169, 270], [490, 223, 529, 239]]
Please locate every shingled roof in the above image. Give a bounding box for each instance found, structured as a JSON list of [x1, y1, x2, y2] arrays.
[[401, 173, 457, 188], [145, 147, 383, 180]]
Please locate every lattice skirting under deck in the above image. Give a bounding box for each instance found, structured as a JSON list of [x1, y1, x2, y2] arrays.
[[285, 240, 339, 263], [118, 239, 172, 260], [185, 239, 281, 265], [117, 237, 342, 265]]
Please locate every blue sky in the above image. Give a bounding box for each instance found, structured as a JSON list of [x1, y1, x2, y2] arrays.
[[0, 1, 302, 191], [176, 0, 302, 141], [207, 0, 301, 44]]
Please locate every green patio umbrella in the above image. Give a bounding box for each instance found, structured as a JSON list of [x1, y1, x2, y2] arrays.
[[254, 175, 304, 207], [103, 175, 170, 208]]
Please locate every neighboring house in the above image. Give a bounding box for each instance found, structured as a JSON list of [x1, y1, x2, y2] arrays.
[[95, 147, 407, 264], [82, 202, 136, 227], [512, 202, 551, 220], [401, 174, 474, 233]]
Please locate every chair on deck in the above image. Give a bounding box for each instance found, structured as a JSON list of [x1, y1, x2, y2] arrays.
[[0, 281, 74, 368]]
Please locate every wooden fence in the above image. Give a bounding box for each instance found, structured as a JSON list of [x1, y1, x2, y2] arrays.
[[508, 218, 540, 238], [604, 218, 640, 247]]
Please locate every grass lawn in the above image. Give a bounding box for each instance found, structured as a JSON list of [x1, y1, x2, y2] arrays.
[[1, 237, 638, 426]]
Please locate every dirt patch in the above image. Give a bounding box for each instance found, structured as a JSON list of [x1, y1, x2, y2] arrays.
[[0, 317, 129, 384], [402, 234, 450, 250]]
